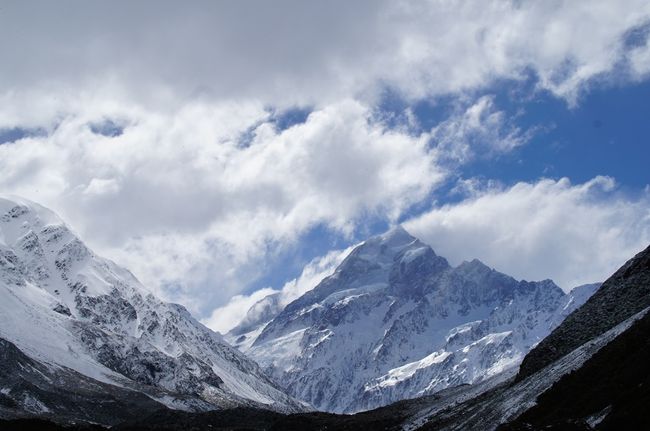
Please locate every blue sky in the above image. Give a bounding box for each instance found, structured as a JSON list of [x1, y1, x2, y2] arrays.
[[0, 1, 649, 331]]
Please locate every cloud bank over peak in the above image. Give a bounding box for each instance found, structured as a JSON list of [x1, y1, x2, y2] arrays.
[[406, 176, 650, 290], [0, 99, 448, 312]]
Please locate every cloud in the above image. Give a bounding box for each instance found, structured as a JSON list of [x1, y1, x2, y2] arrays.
[[431, 95, 533, 164], [0, 99, 445, 314], [204, 288, 279, 335], [204, 246, 353, 333], [1, 1, 649, 111], [1, 1, 650, 320], [405, 176, 650, 289]]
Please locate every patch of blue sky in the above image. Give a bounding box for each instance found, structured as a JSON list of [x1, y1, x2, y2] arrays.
[[269, 106, 311, 131], [237, 106, 312, 148], [380, 70, 649, 196], [0, 127, 47, 145], [460, 78, 650, 192], [241, 223, 347, 295], [89, 119, 125, 137]]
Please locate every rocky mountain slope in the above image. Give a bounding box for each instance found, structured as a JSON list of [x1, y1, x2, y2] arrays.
[[0, 196, 301, 425], [517, 243, 650, 380], [415, 305, 649, 430], [500, 308, 650, 430], [236, 226, 596, 413], [413, 243, 650, 430], [2, 213, 645, 430]]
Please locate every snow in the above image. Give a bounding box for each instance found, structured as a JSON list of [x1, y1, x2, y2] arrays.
[[225, 322, 269, 352], [240, 227, 596, 413], [404, 306, 650, 430], [22, 394, 50, 413], [401, 246, 429, 265], [0, 195, 301, 413], [322, 283, 387, 306], [249, 328, 308, 372], [378, 351, 452, 388], [586, 405, 612, 427]]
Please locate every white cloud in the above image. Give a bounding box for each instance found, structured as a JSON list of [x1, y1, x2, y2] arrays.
[[1, 1, 649, 320], [630, 44, 650, 79], [0, 1, 649, 111], [204, 246, 353, 333], [431, 95, 532, 164], [405, 176, 650, 289], [0, 99, 444, 314], [204, 288, 279, 335], [274, 246, 355, 307]]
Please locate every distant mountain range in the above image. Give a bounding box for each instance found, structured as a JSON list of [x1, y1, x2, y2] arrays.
[[1, 196, 648, 430]]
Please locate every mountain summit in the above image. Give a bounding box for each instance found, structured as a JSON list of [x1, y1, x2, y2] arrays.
[[238, 226, 597, 413]]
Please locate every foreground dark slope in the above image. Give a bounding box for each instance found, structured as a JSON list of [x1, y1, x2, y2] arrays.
[[499, 310, 650, 430], [0, 338, 164, 425], [0, 405, 409, 431], [0, 376, 509, 430], [518, 244, 650, 379]]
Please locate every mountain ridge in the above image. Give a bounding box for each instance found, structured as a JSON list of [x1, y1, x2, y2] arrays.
[[235, 226, 596, 413], [0, 196, 302, 424]]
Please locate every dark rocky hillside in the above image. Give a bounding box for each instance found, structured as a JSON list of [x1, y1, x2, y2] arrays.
[[518, 244, 650, 380], [499, 309, 650, 430], [0, 404, 412, 431], [0, 338, 165, 426]]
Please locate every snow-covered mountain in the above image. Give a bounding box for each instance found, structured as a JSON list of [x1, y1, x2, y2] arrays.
[[236, 226, 597, 413], [0, 196, 301, 423]]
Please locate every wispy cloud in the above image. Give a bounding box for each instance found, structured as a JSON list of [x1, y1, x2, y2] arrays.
[[204, 246, 353, 333]]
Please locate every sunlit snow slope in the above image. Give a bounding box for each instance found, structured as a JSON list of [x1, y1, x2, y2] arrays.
[[0, 196, 301, 423]]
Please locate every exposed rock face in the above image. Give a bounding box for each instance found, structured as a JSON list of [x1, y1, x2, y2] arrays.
[[0, 196, 302, 424], [239, 226, 596, 413], [0, 337, 165, 425]]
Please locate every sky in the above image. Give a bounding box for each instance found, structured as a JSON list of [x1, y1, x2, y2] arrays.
[[0, 0, 649, 333]]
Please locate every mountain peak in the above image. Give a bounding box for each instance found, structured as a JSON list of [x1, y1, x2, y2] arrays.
[[351, 225, 423, 267], [377, 225, 415, 246], [0, 195, 67, 246], [248, 225, 593, 413], [457, 258, 490, 271]]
